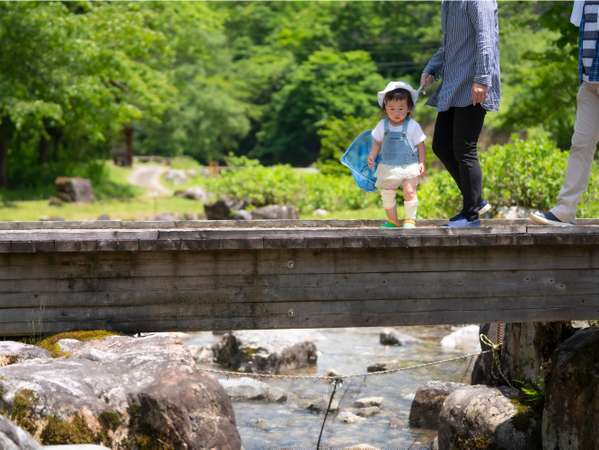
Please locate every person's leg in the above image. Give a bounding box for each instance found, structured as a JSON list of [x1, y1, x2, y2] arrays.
[[432, 108, 463, 193], [402, 177, 419, 228], [452, 105, 487, 221], [550, 83, 599, 223], [381, 189, 401, 226]]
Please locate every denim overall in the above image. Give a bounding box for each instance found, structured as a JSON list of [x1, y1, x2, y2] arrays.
[[380, 118, 417, 167]]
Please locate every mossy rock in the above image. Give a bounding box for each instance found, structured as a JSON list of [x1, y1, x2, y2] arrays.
[[37, 330, 119, 357], [40, 414, 97, 445]]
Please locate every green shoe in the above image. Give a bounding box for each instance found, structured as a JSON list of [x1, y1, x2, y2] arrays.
[[380, 221, 398, 229]]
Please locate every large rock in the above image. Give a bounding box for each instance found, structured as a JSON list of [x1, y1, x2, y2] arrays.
[[250, 204, 299, 220], [204, 199, 248, 220], [55, 177, 94, 203], [409, 381, 467, 429], [174, 187, 208, 202], [0, 334, 240, 449], [438, 385, 541, 450], [472, 322, 574, 386], [0, 414, 42, 450], [542, 327, 599, 450], [212, 332, 317, 374], [0, 342, 50, 367]]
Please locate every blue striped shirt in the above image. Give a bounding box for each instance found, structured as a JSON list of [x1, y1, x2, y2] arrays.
[[424, 0, 501, 112], [579, 1, 599, 83]]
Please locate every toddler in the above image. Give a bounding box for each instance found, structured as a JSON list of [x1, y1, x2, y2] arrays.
[[368, 81, 426, 228]]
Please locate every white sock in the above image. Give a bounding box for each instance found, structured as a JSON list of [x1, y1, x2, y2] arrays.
[[404, 199, 418, 220]]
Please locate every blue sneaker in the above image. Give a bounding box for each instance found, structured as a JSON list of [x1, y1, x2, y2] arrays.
[[449, 200, 491, 222], [443, 217, 481, 228], [529, 211, 574, 226]]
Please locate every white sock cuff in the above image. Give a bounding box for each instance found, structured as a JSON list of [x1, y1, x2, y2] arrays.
[[404, 198, 418, 219]]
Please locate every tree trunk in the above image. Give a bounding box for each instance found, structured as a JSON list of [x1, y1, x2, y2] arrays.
[[0, 119, 11, 188], [38, 136, 50, 165], [124, 124, 134, 167]]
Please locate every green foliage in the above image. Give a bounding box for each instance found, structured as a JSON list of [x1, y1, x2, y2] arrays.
[[482, 132, 568, 210], [255, 49, 383, 166], [418, 131, 599, 219], [202, 156, 379, 213], [497, 2, 578, 148]]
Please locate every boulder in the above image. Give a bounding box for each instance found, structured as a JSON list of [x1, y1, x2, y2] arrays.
[[0, 334, 240, 449], [218, 377, 287, 403], [0, 342, 50, 367], [354, 397, 384, 408], [472, 322, 574, 387], [174, 187, 208, 202], [408, 380, 467, 429], [164, 169, 187, 185], [212, 332, 317, 374], [440, 325, 481, 352], [379, 329, 418, 346], [0, 414, 42, 450], [250, 204, 299, 220], [204, 199, 248, 220], [438, 385, 541, 450], [55, 177, 94, 203], [542, 327, 599, 450]]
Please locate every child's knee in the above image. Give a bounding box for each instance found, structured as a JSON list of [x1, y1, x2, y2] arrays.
[[380, 189, 397, 209]]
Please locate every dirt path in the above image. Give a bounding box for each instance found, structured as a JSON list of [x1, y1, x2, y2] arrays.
[[128, 165, 172, 197]]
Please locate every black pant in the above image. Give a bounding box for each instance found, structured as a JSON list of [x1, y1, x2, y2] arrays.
[[432, 105, 486, 221]]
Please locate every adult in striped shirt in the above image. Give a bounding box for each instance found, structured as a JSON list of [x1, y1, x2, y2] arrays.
[[421, 0, 500, 228], [530, 1, 599, 226]]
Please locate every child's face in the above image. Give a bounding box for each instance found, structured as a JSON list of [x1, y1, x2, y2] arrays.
[[384, 98, 410, 124]]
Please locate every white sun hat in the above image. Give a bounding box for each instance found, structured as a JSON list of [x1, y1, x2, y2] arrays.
[[377, 81, 420, 108]]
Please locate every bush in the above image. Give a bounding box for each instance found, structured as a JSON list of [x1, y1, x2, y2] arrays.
[[418, 131, 599, 219], [201, 155, 379, 213]]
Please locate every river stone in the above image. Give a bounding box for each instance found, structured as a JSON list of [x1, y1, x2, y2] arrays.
[[542, 327, 599, 450], [249, 204, 299, 220], [0, 342, 50, 366], [174, 187, 208, 202], [354, 406, 381, 417], [219, 377, 287, 403], [438, 385, 541, 450], [0, 334, 240, 449], [409, 380, 467, 429], [337, 410, 365, 424], [354, 397, 384, 408], [343, 445, 379, 450], [472, 322, 575, 387], [0, 414, 42, 450], [212, 332, 317, 374]]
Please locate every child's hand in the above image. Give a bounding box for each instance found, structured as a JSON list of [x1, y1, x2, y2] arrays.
[[419, 162, 425, 176], [367, 152, 376, 169]]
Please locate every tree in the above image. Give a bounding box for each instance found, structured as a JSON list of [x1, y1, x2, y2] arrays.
[[254, 49, 383, 166]]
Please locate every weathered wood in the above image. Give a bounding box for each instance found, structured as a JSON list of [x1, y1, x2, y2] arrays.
[[1, 220, 599, 336]]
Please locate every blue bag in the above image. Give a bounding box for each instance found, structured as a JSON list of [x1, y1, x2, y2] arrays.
[[340, 130, 379, 192]]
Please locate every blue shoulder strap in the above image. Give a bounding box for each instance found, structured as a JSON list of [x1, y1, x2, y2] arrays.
[[401, 116, 410, 133], [383, 118, 389, 136]]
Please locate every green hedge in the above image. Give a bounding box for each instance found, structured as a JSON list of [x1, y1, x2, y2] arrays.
[[419, 132, 599, 219]]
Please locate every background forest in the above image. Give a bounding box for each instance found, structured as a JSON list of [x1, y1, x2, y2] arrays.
[[0, 1, 596, 220]]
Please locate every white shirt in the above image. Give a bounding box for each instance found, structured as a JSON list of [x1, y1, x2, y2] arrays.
[[371, 118, 426, 151]]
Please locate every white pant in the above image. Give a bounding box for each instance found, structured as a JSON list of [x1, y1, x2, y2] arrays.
[[552, 82, 599, 223]]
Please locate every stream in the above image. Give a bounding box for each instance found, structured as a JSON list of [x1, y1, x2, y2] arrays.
[[186, 325, 480, 449]]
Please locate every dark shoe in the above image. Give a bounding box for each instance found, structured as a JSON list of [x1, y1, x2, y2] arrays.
[[449, 200, 491, 222], [443, 217, 481, 228], [529, 211, 574, 226]]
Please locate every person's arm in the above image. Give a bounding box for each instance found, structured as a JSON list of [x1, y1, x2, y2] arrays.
[[422, 46, 445, 86], [467, 0, 496, 104], [417, 142, 426, 176], [368, 140, 381, 169]]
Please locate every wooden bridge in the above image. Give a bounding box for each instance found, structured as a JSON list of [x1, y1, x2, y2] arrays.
[[1, 219, 598, 337]]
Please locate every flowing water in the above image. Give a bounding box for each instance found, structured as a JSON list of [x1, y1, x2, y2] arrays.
[[186, 325, 480, 449]]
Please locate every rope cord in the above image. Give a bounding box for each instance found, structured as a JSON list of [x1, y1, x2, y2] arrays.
[[316, 378, 341, 450], [480, 331, 513, 389], [201, 349, 492, 382]]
